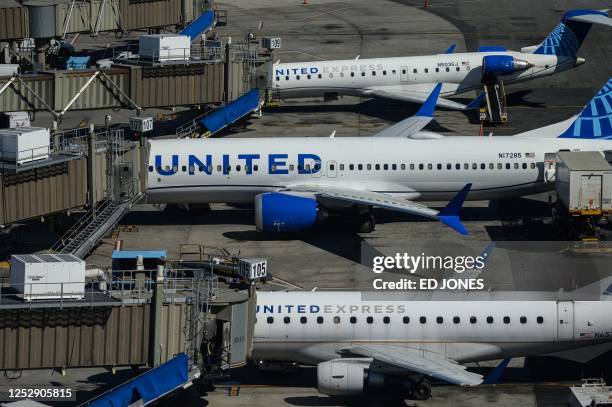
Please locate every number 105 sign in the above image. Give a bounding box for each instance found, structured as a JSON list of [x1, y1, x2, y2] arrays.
[[238, 258, 267, 280]]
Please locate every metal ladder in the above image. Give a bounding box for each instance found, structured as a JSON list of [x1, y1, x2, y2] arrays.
[[175, 120, 201, 138], [50, 195, 140, 258], [483, 81, 507, 124]]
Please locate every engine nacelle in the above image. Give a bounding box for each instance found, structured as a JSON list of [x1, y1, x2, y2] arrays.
[[317, 360, 385, 396], [254, 192, 320, 232], [482, 55, 532, 76]]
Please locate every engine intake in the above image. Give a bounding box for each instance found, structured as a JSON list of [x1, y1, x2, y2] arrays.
[[482, 55, 532, 76], [255, 192, 322, 232], [317, 360, 385, 396]]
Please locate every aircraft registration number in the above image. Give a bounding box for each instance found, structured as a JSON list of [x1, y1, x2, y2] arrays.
[[498, 152, 523, 159]]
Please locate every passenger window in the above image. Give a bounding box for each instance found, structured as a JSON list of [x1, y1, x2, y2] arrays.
[[358, 164, 363, 170], [472, 163, 477, 170], [330, 164, 335, 171], [489, 163, 494, 169], [340, 164, 345, 170], [403, 316, 410, 324], [329, 73, 333, 78], [464, 163, 469, 170], [400, 164, 405, 170], [410, 164, 414, 170], [413, 68, 417, 74], [520, 316, 527, 324], [367, 316, 374, 324], [402, 69, 406, 74], [317, 316, 324, 324], [383, 316, 390, 324], [514, 163, 519, 169], [254, 165, 259, 171], [333, 316, 340, 324], [435, 67, 440, 73], [351, 72, 355, 77], [456, 66, 460, 71], [503, 316, 510, 324], [367, 164, 372, 170], [537, 316, 544, 324], [437, 163, 442, 170], [276, 76, 280, 81], [530, 163, 536, 169], [318, 74, 322, 79], [455, 163, 460, 170], [340, 73, 344, 78], [383, 70, 387, 75], [427, 163, 433, 170], [522, 163, 527, 169], [285, 76, 289, 80], [506, 163, 511, 169], [148, 166, 153, 172], [349, 164, 354, 170], [284, 316, 290, 324], [307, 74, 311, 79], [226, 165, 231, 172], [296, 75, 300, 80], [486, 316, 493, 324], [445, 67, 450, 72], [424, 68, 429, 73], [420, 316, 427, 324], [300, 316, 307, 324], [419, 164, 424, 170], [391, 164, 396, 170], [447, 163, 451, 170], [372, 71, 376, 76], [267, 317, 274, 324], [216, 165, 222, 172], [384, 164, 389, 170], [375, 164, 380, 170], [480, 163, 485, 170], [182, 165, 187, 172], [470, 316, 477, 324], [453, 316, 460, 324], [361, 72, 366, 77], [392, 70, 396, 74], [497, 163, 502, 169], [350, 316, 357, 324], [288, 164, 294, 171], [436, 316, 443, 324]]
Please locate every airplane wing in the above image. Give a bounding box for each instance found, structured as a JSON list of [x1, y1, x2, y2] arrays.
[[366, 87, 468, 110], [373, 83, 442, 138], [337, 344, 483, 386], [284, 183, 471, 235]]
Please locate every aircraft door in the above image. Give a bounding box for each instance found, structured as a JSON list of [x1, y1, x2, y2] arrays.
[[557, 301, 574, 341], [326, 161, 338, 178], [400, 66, 409, 83]]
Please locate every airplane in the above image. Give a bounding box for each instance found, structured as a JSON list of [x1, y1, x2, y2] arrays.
[[145, 78, 612, 234], [269, 9, 612, 109], [252, 278, 612, 400]]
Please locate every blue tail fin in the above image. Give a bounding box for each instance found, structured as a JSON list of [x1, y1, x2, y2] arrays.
[[534, 9, 608, 57], [558, 78, 612, 139]]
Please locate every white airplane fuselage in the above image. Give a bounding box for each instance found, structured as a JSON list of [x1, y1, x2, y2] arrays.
[[253, 291, 612, 365], [146, 135, 611, 204], [271, 52, 579, 100]]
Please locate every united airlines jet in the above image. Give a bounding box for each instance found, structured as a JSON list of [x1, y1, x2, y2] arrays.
[[271, 9, 612, 108], [145, 78, 612, 234], [253, 280, 612, 400]]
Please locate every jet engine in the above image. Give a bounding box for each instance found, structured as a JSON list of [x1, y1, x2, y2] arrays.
[[254, 192, 325, 232], [482, 55, 532, 76], [317, 360, 386, 396]]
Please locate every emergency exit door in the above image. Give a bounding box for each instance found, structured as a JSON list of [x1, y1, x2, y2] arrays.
[[400, 66, 409, 82], [326, 161, 338, 178], [557, 301, 574, 341]]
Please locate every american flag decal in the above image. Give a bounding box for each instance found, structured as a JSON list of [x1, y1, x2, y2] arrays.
[[526, 152, 535, 158], [462, 61, 469, 65], [579, 332, 593, 338]]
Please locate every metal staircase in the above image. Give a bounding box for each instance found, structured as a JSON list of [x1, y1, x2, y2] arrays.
[[50, 194, 141, 258], [482, 81, 508, 124], [175, 120, 205, 138]]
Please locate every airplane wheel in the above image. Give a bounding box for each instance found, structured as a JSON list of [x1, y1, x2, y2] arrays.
[[412, 378, 431, 401], [358, 215, 376, 233]]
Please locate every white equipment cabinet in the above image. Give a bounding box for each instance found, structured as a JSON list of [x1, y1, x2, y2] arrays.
[[9, 254, 86, 301], [0, 111, 31, 128], [0, 127, 50, 164], [139, 34, 191, 62]]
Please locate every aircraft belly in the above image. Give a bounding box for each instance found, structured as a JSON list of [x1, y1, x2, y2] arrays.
[[146, 186, 276, 204]]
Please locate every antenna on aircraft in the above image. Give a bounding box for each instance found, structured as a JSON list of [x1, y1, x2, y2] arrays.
[[355, 55, 360, 61], [329, 130, 336, 138]]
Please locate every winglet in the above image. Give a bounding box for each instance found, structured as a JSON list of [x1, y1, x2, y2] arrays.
[[445, 44, 456, 54], [483, 358, 511, 384], [415, 83, 443, 118], [437, 183, 472, 235], [465, 92, 486, 110]]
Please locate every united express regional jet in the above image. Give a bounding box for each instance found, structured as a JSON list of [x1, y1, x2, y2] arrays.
[[271, 9, 612, 108], [145, 78, 612, 234], [253, 281, 612, 400]]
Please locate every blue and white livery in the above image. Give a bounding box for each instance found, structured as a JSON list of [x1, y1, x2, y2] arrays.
[[270, 9, 612, 108]]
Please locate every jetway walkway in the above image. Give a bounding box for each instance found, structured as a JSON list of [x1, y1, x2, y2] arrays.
[[83, 353, 196, 407], [176, 88, 261, 137], [179, 10, 216, 42]]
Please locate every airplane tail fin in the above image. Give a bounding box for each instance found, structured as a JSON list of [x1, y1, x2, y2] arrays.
[[533, 9, 612, 57], [558, 78, 612, 139], [515, 78, 612, 139]]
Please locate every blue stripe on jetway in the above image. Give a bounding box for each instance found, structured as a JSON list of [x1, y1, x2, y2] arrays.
[[179, 10, 215, 41], [199, 89, 261, 134], [87, 353, 189, 407]]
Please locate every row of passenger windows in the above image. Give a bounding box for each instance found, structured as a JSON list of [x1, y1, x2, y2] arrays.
[[149, 162, 536, 173], [259, 315, 545, 325], [276, 66, 467, 81]]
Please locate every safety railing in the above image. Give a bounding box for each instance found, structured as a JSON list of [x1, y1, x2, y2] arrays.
[[111, 44, 224, 65]]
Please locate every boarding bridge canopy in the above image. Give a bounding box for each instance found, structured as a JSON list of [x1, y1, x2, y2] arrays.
[[199, 89, 260, 134]]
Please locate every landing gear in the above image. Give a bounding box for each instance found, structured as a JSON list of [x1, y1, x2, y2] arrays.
[[411, 378, 431, 401], [358, 214, 376, 233]]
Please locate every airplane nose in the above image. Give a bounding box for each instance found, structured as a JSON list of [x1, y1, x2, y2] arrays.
[[575, 57, 586, 66]]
